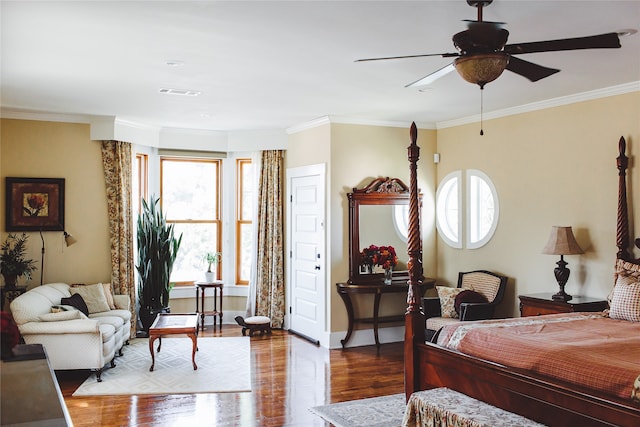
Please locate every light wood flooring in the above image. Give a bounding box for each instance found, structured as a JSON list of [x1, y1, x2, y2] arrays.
[[56, 325, 405, 426]]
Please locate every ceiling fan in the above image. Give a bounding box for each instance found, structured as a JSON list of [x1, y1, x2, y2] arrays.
[[356, 0, 622, 89]]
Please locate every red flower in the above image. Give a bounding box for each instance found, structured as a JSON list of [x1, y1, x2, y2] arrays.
[[360, 244, 397, 270], [24, 193, 46, 217]]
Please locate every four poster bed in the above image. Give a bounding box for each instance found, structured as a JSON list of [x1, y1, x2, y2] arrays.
[[403, 127, 640, 427]]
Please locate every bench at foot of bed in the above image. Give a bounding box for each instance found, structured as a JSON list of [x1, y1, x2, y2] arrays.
[[403, 387, 545, 427]]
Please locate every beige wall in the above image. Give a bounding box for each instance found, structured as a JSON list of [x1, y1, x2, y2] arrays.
[[286, 122, 437, 333], [4, 90, 638, 333], [435, 92, 640, 317], [1, 119, 111, 286]]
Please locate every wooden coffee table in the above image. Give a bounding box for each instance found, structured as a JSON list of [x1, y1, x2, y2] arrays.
[[148, 313, 199, 372]]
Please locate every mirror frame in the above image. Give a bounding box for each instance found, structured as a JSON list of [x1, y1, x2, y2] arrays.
[[348, 177, 422, 284]]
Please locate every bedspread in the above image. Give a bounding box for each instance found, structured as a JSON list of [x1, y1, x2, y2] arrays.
[[436, 312, 640, 402]]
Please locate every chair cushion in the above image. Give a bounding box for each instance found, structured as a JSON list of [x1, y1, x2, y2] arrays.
[[245, 316, 271, 325], [454, 290, 487, 315], [461, 272, 502, 302]]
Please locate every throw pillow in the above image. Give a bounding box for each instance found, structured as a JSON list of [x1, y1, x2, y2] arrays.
[[39, 310, 86, 322], [609, 281, 640, 322], [436, 286, 465, 318], [454, 290, 488, 315], [60, 293, 89, 317], [101, 283, 116, 310], [70, 284, 110, 314]]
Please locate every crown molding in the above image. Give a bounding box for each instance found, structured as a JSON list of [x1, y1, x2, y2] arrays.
[[286, 115, 435, 135], [437, 81, 640, 129], [0, 108, 103, 124]]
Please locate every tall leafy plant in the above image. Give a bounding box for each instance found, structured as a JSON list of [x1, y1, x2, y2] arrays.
[[136, 197, 182, 312]]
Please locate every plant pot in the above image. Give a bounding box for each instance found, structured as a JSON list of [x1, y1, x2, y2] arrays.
[[137, 306, 171, 337], [2, 274, 18, 289], [204, 271, 215, 282]]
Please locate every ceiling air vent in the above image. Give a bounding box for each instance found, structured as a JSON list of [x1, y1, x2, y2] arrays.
[[159, 88, 201, 96]]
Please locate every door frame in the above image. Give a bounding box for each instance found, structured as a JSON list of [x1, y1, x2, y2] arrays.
[[285, 163, 327, 345]]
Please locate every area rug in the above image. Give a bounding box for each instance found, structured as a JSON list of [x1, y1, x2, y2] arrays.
[[309, 393, 406, 427], [73, 337, 251, 396]]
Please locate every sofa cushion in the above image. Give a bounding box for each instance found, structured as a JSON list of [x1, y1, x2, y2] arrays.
[[70, 284, 110, 314], [60, 294, 90, 317]]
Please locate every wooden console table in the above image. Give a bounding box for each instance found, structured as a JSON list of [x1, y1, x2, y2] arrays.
[[336, 278, 434, 348]]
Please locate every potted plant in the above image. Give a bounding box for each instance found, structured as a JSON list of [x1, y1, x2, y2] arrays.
[[136, 196, 182, 336], [1, 233, 37, 288], [202, 251, 221, 282]]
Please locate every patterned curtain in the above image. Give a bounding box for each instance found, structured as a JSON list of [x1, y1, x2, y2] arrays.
[[101, 140, 136, 336], [250, 150, 285, 328]]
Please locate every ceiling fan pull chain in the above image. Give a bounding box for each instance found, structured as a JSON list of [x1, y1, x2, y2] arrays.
[[480, 88, 484, 136]]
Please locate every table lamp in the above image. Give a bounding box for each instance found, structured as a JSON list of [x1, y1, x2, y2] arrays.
[[542, 226, 584, 301]]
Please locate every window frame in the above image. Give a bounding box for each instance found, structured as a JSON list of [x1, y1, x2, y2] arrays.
[[466, 169, 499, 249], [435, 171, 463, 249], [235, 158, 252, 285], [436, 169, 499, 250], [160, 157, 222, 285]]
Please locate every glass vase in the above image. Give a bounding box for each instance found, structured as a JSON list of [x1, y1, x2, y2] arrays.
[[384, 267, 392, 285]]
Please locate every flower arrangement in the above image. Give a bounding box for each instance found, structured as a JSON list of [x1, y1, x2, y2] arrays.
[[360, 244, 398, 271]]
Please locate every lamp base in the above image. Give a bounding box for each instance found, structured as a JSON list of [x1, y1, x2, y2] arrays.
[[552, 290, 572, 302]]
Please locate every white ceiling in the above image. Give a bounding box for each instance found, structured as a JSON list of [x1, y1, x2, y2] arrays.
[[2, 1, 639, 133]]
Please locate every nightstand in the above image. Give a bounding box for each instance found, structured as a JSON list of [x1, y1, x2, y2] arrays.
[[519, 293, 608, 317]]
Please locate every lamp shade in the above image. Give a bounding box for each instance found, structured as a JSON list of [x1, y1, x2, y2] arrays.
[[541, 226, 583, 255], [453, 53, 509, 88], [63, 231, 77, 247]]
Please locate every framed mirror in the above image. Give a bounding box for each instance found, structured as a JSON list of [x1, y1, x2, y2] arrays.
[[348, 177, 422, 284]]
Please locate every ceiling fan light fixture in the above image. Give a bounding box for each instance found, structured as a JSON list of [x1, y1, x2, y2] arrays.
[[454, 53, 509, 89]]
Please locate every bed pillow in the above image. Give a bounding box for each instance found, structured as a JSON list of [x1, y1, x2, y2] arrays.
[[609, 281, 640, 322], [70, 283, 111, 314], [454, 290, 488, 315], [609, 259, 640, 305], [60, 293, 89, 317], [436, 286, 465, 318]]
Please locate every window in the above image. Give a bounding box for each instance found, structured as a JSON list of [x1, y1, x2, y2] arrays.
[[466, 169, 499, 249], [133, 153, 148, 216], [436, 171, 462, 248], [236, 158, 254, 285], [436, 170, 498, 249], [160, 158, 222, 284]]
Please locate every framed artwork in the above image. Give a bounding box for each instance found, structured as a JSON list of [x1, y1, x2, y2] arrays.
[[5, 177, 65, 231]]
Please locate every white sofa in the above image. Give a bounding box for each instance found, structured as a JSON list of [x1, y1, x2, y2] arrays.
[[10, 282, 132, 381]]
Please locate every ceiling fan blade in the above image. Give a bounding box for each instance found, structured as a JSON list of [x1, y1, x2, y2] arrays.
[[505, 32, 620, 55], [355, 52, 458, 62], [405, 63, 455, 87], [505, 56, 560, 82]]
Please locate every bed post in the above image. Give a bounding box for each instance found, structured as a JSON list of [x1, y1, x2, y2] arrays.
[[616, 136, 631, 261], [404, 122, 425, 400]]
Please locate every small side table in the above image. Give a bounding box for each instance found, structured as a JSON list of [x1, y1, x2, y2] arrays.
[[1, 286, 28, 311], [195, 281, 223, 331], [519, 292, 608, 317]]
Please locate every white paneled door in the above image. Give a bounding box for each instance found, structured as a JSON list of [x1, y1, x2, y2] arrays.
[[286, 164, 326, 344]]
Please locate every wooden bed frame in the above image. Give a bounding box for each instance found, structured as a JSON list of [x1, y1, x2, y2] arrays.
[[403, 127, 640, 427]]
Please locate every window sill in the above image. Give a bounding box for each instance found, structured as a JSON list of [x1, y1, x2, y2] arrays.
[[170, 284, 249, 299]]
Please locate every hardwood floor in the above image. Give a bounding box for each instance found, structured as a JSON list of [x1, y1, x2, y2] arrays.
[[56, 325, 405, 426]]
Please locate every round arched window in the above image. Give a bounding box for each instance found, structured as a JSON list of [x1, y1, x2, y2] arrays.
[[436, 170, 499, 249]]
